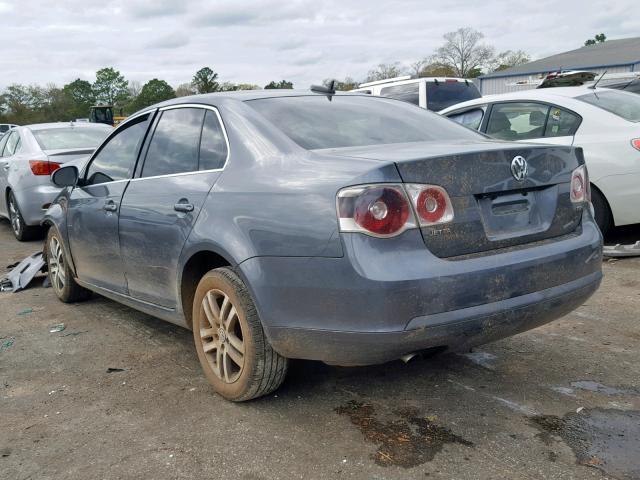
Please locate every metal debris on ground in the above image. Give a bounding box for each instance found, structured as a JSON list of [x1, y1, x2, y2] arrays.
[[106, 368, 126, 373], [49, 324, 66, 333], [603, 241, 640, 258], [0, 251, 46, 292], [0, 337, 15, 352], [16, 308, 33, 316]]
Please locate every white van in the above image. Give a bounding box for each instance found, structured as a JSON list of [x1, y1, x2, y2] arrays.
[[351, 76, 481, 111]]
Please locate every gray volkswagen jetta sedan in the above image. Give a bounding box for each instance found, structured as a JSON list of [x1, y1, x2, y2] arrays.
[[43, 89, 602, 401]]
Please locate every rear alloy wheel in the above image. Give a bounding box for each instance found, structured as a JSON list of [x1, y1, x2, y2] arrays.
[[46, 228, 91, 303], [591, 187, 612, 235], [7, 191, 42, 241], [192, 267, 288, 401]]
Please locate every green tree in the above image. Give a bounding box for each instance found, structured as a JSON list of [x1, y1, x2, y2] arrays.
[[62, 79, 95, 119], [264, 80, 294, 89], [419, 62, 457, 77], [132, 79, 175, 110], [585, 33, 606, 46], [192, 67, 219, 94], [431, 27, 495, 77], [93, 67, 129, 106]]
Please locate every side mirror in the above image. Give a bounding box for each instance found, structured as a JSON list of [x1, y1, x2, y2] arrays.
[[51, 165, 79, 188]]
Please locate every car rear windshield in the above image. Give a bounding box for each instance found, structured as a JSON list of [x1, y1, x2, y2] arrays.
[[426, 81, 481, 111], [576, 90, 640, 122], [247, 95, 481, 150], [32, 127, 111, 150]]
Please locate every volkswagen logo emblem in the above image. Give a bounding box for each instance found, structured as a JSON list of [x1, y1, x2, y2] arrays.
[[510, 156, 528, 181]]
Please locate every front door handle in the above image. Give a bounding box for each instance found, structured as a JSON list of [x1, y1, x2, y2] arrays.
[[2, 163, 9, 171], [174, 202, 194, 213], [103, 200, 118, 212]]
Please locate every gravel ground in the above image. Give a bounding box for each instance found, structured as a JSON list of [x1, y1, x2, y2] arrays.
[[1, 218, 638, 480]]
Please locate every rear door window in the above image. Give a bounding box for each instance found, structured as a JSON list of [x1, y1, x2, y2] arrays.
[[3, 132, 20, 157], [446, 107, 485, 131], [544, 107, 581, 137], [380, 83, 420, 106], [199, 110, 228, 170], [85, 114, 150, 185], [486, 103, 549, 140], [142, 108, 205, 178]]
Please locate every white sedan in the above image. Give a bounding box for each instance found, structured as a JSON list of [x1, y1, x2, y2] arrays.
[[440, 87, 640, 233]]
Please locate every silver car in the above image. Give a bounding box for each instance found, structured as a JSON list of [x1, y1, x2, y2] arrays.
[[0, 122, 112, 240]]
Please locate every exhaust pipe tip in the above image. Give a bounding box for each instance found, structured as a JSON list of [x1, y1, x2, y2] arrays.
[[400, 353, 418, 364]]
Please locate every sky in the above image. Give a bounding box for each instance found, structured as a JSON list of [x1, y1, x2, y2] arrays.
[[0, 0, 638, 90]]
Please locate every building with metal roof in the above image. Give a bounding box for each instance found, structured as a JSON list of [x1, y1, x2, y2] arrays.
[[478, 37, 640, 94]]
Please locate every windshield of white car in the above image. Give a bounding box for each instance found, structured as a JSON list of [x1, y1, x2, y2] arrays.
[[576, 90, 640, 122], [32, 127, 111, 150], [247, 95, 482, 149]]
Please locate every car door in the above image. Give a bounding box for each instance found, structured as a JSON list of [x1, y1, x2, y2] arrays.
[[0, 132, 21, 216], [67, 113, 152, 293], [119, 105, 228, 308], [483, 102, 580, 146]]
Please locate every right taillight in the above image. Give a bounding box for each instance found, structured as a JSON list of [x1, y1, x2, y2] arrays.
[[631, 138, 640, 151], [404, 184, 454, 226], [336, 183, 454, 237], [570, 165, 590, 204]]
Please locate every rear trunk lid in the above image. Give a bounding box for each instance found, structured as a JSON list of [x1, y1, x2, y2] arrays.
[[330, 141, 585, 257]]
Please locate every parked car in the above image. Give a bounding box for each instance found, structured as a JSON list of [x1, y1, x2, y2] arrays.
[[44, 90, 602, 401], [0, 122, 112, 240], [350, 75, 481, 111], [0, 124, 18, 134], [440, 87, 640, 233]]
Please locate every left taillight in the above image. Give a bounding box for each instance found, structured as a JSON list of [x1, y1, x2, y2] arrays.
[[570, 165, 590, 204], [29, 160, 61, 176], [631, 138, 640, 151]]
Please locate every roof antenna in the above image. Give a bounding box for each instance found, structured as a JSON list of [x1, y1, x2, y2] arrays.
[[589, 70, 607, 89], [310, 80, 336, 95]]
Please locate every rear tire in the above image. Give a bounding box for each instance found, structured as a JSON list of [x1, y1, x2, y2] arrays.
[[591, 187, 612, 235], [45, 228, 92, 303], [192, 267, 288, 401], [7, 191, 42, 241]]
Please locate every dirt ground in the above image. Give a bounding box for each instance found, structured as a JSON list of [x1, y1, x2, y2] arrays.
[[1, 218, 639, 480]]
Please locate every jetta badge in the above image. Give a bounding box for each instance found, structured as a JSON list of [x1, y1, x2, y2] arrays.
[[510, 156, 528, 181]]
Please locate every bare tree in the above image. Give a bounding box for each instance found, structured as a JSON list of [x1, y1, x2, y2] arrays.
[[409, 59, 428, 77], [128, 80, 142, 99], [365, 63, 405, 83], [490, 50, 531, 72], [175, 83, 195, 97], [432, 27, 495, 77]]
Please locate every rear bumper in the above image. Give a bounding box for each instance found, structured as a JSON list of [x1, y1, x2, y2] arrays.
[[266, 271, 600, 365], [239, 212, 602, 365], [14, 184, 62, 226]]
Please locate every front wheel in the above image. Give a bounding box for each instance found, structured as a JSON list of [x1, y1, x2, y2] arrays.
[[192, 267, 288, 401], [46, 228, 91, 303]]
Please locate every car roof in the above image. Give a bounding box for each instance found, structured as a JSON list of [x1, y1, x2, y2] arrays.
[[24, 122, 113, 131], [439, 86, 607, 113]]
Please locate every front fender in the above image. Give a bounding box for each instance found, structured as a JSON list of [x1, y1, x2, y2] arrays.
[[41, 193, 76, 275]]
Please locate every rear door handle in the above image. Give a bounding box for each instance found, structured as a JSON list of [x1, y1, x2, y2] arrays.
[[174, 202, 194, 213], [103, 200, 118, 212], [2, 164, 9, 171]]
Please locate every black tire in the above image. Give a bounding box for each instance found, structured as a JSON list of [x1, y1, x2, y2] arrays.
[[7, 191, 43, 241], [591, 186, 612, 235], [45, 227, 92, 303], [192, 267, 288, 401]]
